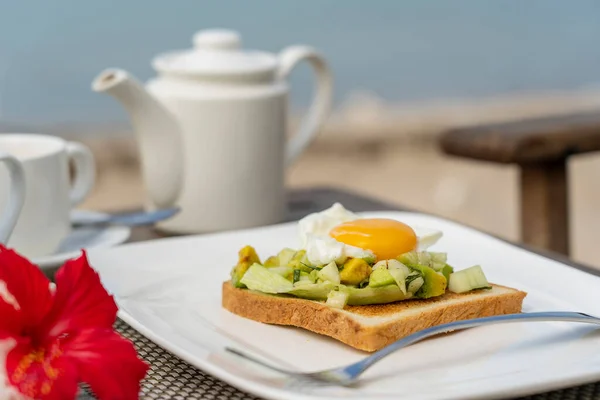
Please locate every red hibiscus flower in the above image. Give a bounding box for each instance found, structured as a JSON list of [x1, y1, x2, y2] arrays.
[[0, 245, 148, 399]]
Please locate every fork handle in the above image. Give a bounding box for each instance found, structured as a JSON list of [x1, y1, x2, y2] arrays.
[[351, 312, 600, 375]]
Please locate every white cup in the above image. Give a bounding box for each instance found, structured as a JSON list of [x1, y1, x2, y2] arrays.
[[0, 134, 95, 257]]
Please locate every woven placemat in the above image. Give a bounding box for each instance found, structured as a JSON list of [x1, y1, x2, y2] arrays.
[[79, 319, 600, 399]]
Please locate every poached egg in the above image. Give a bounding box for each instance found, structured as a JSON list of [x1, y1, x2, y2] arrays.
[[299, 203, 442, 265]]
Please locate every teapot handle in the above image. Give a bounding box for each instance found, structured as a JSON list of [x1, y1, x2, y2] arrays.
[[278, 46, 333, 166]]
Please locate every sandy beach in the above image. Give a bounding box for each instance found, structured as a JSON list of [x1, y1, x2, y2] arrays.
[[55, 89, 600, 270]]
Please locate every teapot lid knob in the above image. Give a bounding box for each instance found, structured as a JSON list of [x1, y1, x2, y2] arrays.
[[153, 28, 277, 79], [193, 29, 241, 50]]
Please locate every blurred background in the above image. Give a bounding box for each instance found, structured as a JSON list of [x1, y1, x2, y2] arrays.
[[1, 0, 600, 265]]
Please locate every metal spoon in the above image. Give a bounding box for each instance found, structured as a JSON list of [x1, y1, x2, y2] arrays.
[[71, 207, 180, 228], [226, 311, 600, 385]]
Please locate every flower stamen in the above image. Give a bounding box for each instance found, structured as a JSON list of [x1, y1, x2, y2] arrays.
[[10, 342, 64, 398]]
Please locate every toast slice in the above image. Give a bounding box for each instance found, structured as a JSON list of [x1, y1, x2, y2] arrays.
[[222, 281, 527, 352]]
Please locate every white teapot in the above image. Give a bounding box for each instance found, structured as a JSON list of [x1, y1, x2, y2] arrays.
[[92, 29, 332, 233]]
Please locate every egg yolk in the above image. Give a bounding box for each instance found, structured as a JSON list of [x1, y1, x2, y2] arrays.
[[329, 218, 417, 261]]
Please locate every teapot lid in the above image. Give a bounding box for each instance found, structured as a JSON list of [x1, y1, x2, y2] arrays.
[[152, 29, 277, 79]]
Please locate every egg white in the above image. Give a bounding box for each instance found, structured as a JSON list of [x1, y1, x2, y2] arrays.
[[298, 203, 443, 265]]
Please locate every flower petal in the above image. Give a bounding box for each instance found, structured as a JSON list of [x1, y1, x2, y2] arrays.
[[63, 328, 148, 399], [0, 245, 52, 335], [41, 251, 118, 339]]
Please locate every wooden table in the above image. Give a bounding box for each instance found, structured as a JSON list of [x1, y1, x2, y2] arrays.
[[92, 187, 600, 399], [441, 110, 600, 256]]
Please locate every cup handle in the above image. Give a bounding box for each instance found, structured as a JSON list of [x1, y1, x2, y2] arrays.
[[0, 152, 25, 244], [66, 142, 96, 207], [278, 45, 333, 166]]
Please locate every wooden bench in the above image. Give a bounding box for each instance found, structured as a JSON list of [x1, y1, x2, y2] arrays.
[[440, 111, 600, 256]]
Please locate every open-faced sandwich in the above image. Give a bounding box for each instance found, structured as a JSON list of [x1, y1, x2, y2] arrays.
[[222, 203, 527, 352]]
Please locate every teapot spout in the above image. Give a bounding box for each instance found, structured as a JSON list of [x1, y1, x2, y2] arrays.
[[92, 69, 183, 208]]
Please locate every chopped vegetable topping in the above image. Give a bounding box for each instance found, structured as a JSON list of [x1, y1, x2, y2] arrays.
[[229, 245, 491, 306]]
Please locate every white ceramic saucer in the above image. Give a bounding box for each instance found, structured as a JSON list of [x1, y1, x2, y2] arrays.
[[32, 210, 131, 270]]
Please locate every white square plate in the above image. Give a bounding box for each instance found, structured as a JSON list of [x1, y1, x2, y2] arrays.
[[88, 212, 600, 400]]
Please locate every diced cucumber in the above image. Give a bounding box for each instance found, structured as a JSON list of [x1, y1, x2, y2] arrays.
[[317, 261, 341, 284], [326, 290, 349, 309], [288, 282, 335, 300], [372, 260, 388, 270], [388, 259, 411, 275], [417, 252, 432, 267], [429, 252, 448, 270], [240, 264, 294, 293], [277, 248, 297, 266], [397, 251, 448, 271], [362, 254, 377, 265], [295, 271, 313, 284], [293, 278, 315, 287], [368, 268, 395, 288], [387, 261, 408, 295], [398, 252, 419, 266], [407, 276, 424, 294], [448, 265, 491, 293], [309, 270, 319, 282], [269, 266, 294, 280]]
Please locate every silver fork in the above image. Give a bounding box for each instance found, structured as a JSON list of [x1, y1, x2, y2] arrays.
[[226, 311, 600, 385]]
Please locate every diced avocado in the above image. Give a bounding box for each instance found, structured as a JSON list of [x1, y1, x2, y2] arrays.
[[371, 260, 409, 293], [239, 245, 261, 264], [263, 256, 280, 268], [231, 270, 245, 288], [317, 261, 340, 284], [448, 265, 490, 293], [326, 290, 349, 309], [368, 268, 395, 288], [287, 250, 314, 272], [231, 245, 262, 288], [277, 248, 297, 266], [441, 264, 454, 281], [239, 264, 293, 293], [357, 279, 370, 289], [409, 264, 447, 298], [346, 285, 412, 305], [340, 258, 372, 286]]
